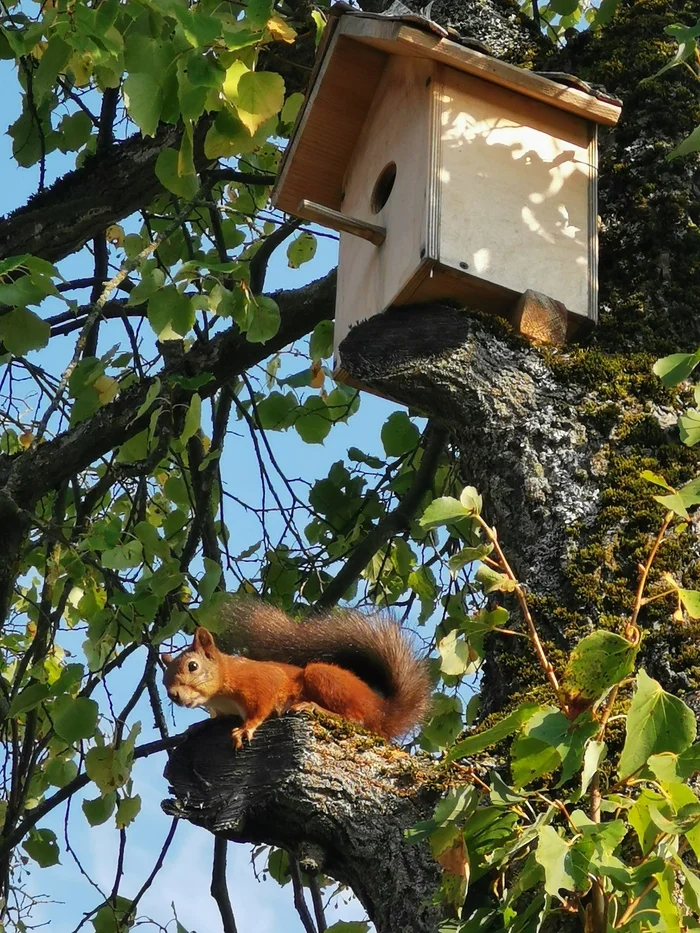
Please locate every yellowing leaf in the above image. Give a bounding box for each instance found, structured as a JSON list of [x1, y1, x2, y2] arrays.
[[106, 225, 125, 247], [222, 60, 249, 105], [235, 71, 285, 135], [265, 15, 297, 42], [93, 375, 119, 405]]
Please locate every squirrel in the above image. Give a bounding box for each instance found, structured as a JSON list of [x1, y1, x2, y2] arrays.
[[162, 598, 431, 750]]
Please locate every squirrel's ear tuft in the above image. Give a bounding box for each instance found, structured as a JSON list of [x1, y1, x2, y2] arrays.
[[194, 627, 216, 657], [162, 653, 173, 665]]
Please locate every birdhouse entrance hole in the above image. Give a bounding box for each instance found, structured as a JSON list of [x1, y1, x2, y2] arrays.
[[371, 162, 397, 214]]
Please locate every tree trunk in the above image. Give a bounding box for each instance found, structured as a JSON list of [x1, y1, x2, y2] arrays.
[[340, 0, 700, 714]]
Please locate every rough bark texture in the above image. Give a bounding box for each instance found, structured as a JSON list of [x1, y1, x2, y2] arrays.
[[339, 0, 700, 714], [163, 716, 444, 933]]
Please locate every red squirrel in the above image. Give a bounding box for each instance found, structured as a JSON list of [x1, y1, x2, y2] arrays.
[[162, 599, 431, 750]]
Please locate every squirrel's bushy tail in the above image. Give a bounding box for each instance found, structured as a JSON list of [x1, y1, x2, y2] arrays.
[[216, 597, 431, 738]]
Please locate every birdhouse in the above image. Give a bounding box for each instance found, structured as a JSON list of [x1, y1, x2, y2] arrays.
[[272, 6, 622, 382]]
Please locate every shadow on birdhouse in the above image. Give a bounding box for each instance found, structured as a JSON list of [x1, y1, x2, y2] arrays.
[[272, 4, 622, 393]]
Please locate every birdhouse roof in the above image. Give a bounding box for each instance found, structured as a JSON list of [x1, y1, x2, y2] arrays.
[[272, 4, 622, 217]]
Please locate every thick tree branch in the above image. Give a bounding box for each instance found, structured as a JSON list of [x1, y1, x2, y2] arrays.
[[162, 716, 443, 933], [0, 124, 186, 263]]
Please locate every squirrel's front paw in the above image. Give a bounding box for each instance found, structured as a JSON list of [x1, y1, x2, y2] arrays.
[[231, 725, 256, 750]]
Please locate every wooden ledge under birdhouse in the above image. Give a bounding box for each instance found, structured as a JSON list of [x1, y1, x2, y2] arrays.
[[272, 5, 622, 393]]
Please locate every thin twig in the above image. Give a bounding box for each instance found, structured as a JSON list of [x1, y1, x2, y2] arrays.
[[211, 837, 238, 933], [615, 876, 658, 929], [474, 515, 564, 709], [289, 857, 317, 933], [597, 510, 673, 741]]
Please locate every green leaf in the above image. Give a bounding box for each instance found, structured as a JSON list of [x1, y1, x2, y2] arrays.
[[123, 73, 163, 137], [680, 409, 700, 447], [178, 393, 201, 447], [53, 696, 99, 743], [653, 349, 700, 387], [287, 232, 317, 269], [666, 126, 700, 162], [446, 702, 541, 762], [641, 470, 674, 492], [155, 147, 199, 198], [247, 296, 280, 343], [295, 396, 331, 444], [148, 287, 195, 339], [256, 391, 296, 430], [561, 630, 637, 710], [45, 756, 79, 788], [510, 708, 597, 788], [580, 740, 607, 795], [33, 37, 71, 101], [448, 545, 493, 575], [593, 0, 620, 25], [235, 71, 285, 135], [324, 924, 370, 933], [0, 307, 50, 355], [92, 896, 134, 933], [381, 412, 419, 457], [186, 50, 226, 88], [58, 111, 93, 152], [535, 826, 586, 897], [474, 563, 516, 594], [85, 735, 137, 795], [8, 682, 51, 717], [280, 91, 304, 124], [102, 541, 143, 570], [23, 828, 60, 867], [420, 496, 469, 529], [618, 670, 697, 780], [679, 589, 700, 619], [459, 486, 482, 514], [309, 320, 334, 360], [438, 629, 471, 676], [83, 792, 117, 826], [547, 0, 579, 13], [198, 557, 222, 602], [653, 491, 689, 519], [115, 794, 142, 829]]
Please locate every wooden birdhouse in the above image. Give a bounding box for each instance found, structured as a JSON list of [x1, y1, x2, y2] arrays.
[[272, 6, 622, 382]]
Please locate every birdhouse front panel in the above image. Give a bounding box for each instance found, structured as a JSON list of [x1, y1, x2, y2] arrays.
[[335, 54, 438, 349], [437, 69, 597, 324]]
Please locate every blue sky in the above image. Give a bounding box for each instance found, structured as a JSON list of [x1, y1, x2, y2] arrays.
[[0, 57, 401, 932]]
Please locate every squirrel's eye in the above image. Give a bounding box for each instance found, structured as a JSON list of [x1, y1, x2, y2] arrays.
[[188, 661, 198, 673]]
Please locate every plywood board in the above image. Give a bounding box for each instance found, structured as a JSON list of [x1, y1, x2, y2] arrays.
[[437, 69, 597, 321], [334, 55, 438, 353], [272, 35, 387, 215]]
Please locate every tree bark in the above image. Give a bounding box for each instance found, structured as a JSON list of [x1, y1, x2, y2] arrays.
[[163, 716, 444, 933]]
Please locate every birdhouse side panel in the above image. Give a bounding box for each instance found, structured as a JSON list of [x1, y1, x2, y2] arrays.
[[437, 70, 596, 322], [334, 54, 439, 354]]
